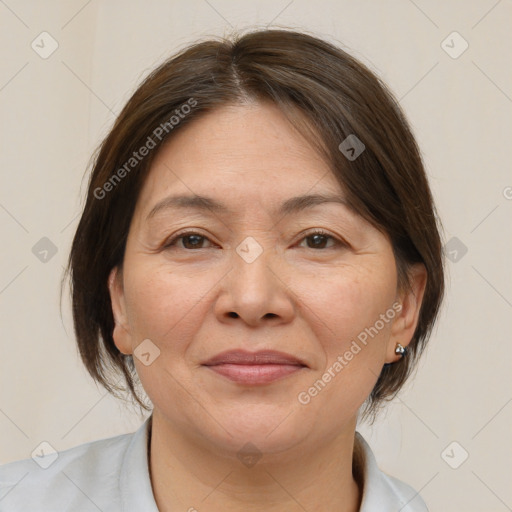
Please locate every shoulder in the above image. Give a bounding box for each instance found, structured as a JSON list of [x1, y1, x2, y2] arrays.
[[355, 432, 429, 512], [0, 428, 135, 511]]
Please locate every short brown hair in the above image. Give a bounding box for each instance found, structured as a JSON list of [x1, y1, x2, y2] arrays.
[[65, 28, 444, 421]]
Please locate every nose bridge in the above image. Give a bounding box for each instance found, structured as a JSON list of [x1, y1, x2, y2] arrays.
[[216, 232, 294, 325], [231, 233, 279, 294], [235, 234, 269, 266]]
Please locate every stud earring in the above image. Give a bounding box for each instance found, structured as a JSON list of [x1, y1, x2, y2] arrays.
[[395, 343, 407, 357]]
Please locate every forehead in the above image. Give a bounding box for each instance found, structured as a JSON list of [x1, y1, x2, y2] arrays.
[[135, 102, 344, 215]]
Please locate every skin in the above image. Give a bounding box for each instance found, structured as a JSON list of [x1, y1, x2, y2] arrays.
[[108, 100, 427, 512]]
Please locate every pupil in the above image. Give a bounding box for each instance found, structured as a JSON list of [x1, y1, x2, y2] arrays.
[[310, 234, 325, 248], [186, 235, 202, 248]]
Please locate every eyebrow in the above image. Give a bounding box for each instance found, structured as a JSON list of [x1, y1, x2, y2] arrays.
[[146, 193, 350, 221]]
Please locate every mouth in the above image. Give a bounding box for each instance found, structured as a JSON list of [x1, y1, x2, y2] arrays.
[[202, 349, 308, 385]]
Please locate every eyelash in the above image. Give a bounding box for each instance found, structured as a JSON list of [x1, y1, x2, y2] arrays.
[[163, 229, 345, 251]]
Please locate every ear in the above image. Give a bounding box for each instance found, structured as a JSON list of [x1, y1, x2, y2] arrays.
[[386, 263, 428, 363], [108, 266, 134, 355]]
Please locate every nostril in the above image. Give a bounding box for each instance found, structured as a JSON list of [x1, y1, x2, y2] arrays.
[[228, 312, 239, 318]]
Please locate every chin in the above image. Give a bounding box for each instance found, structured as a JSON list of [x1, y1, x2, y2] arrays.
[[205, 407, 311, 457]]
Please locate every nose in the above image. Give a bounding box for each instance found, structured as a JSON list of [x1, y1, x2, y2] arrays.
[[214, 239, 295, 327]]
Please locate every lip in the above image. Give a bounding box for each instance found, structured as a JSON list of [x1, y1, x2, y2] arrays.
[[202, 350, 308, 385], [203, 349, 307, 367]]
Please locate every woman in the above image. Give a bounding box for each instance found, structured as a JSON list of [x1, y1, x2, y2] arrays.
[[0, 28, 444, 511]]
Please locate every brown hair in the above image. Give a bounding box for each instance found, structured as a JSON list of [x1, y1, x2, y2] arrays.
[[65, 28, 444, 421]]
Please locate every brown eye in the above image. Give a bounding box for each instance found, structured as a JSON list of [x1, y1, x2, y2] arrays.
[[164, 232, 213, 250], [298, 230, 343, 250]]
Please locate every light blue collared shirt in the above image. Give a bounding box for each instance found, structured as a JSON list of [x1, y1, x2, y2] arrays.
[[0, 416, 428, 511]]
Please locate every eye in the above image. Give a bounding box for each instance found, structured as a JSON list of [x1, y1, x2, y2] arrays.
[[297, 229, 344, 250], [163, 229, 345, 251], [163, 231, 214, 250]]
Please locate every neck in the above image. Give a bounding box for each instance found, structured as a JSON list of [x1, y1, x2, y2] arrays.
[[147, 411, 363, 512]]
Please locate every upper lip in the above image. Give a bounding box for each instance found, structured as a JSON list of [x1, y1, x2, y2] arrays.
[[202, 349, 308, 367]]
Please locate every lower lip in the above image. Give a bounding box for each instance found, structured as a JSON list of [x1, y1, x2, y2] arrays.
[[204, 363, 305, 385]]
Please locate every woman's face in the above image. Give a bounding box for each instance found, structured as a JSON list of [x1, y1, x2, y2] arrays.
[[109, 101, 425, 457]]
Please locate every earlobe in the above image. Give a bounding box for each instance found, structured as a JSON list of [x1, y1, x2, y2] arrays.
[[387, 263, 428, 363], [108, 267, 133, 355]]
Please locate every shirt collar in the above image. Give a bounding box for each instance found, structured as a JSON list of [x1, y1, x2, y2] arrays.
[[355, 431, 421, 511], [119, 414, 159, 512]]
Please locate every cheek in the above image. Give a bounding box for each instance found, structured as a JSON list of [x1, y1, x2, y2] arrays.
[[123, 260, 212, 344], [304, 263, 396, 347], [121, 261, 211, 413], [298, 263, 396, 405]]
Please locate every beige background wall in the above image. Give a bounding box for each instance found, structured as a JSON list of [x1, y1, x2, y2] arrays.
[[1, 1, 511, 510]]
